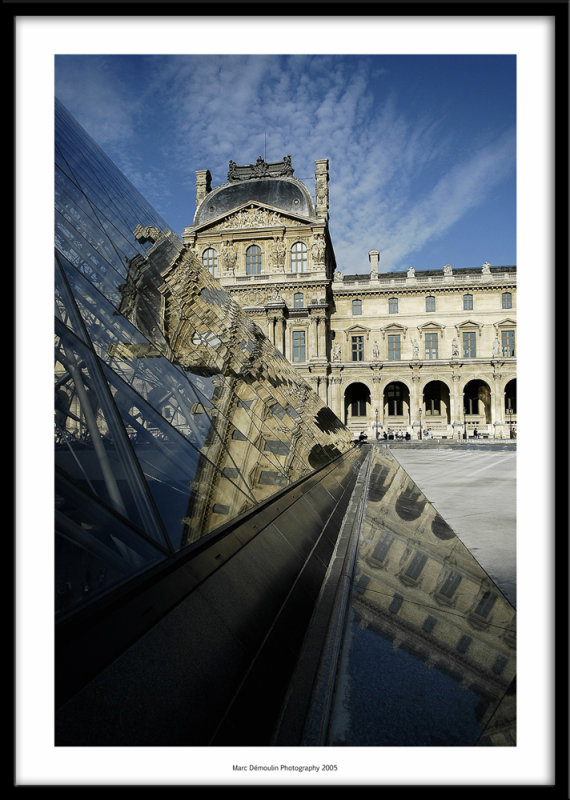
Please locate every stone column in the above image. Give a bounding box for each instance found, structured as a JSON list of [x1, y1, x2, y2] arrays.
[[308, 314, 318, 359], [276, 316, 285, 354], [411, 374, 421, 437], [329, 375, 343, 421], [450, 374, 462, 437], [266, 314, 275, 347], [372, 374, 383, 437]]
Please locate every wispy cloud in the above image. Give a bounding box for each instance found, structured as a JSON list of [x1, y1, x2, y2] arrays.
[[55, 54, 515, 272]]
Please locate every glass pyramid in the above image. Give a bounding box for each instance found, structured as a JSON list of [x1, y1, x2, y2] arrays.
[[54, 98, 354, 619]]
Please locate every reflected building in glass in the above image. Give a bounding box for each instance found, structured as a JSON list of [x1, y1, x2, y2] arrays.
[[53, 99, 515, 747]]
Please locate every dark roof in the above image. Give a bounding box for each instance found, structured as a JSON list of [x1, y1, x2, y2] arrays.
[[342, 266, 516, 281], [194, 177, 315, 225]]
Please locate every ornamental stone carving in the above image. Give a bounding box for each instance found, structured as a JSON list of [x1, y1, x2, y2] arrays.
[[234, 288, 267, 306], [227, 155, 294, 182], [221, 241, 237, 275], [311, 233, 326, 264], [267, 290, 285, 305], [220, 208, 287, 230], [482, 261, 492, 274], [269, 237, 286, 272], [443, 264, 453, 276], [133, 224, 162, 244], [332, 343, 342, 362]]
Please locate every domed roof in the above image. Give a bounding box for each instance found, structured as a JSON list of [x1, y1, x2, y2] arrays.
[[193, 157, 316, 225]]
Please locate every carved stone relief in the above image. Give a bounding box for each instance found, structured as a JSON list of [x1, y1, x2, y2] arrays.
[[311, 233, 326, 264], [219, 208, 293, 230], [221, 241, 237, 275]]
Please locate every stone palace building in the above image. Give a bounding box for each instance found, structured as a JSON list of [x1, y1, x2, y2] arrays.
[[182, 156, 516, 440]]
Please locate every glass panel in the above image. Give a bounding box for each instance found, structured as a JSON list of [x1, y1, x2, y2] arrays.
[[55, 323, 166, 545], [55, 473, 166, 618], [54, 98, 354, 611]]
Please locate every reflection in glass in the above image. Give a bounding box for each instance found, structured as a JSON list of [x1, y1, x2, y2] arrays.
[[327, 448, 516, 747], [54, 98, 354, 619]]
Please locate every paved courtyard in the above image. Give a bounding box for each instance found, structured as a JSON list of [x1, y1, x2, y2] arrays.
[[385, 443, 516, 607]]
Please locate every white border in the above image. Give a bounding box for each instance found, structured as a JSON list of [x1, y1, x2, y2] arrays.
[[15, 15, 555, 786]]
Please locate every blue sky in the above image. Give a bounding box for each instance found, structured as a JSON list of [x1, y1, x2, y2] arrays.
[[55, 53, 515, 273]]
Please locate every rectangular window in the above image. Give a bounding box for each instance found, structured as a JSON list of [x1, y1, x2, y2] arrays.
[[502, 330, 515, 356], [373, 532, 394, 563], [502, 292, 512, 309], [474, 591, 497, 618], [463, 294, 473, 310], [462, 331, 476, 358], [425, 332, 438, 359], [422, 615, 437, 634], [388, 334, 401, 361], [405, 551, 428, 580], [426, 296, 436, 312], [351, 398, 367, 417], [264, 440, 290, 455], [292, 330, 306, 362], [438, 570, 462, 598], [424, 396, 440, 415], [388, 297, 398, 314], [389, 593, 403, 614], [351, 335, 364, 362]]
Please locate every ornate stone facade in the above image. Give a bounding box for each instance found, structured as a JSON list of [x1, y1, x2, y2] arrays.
[[183, 157, 517, 440]]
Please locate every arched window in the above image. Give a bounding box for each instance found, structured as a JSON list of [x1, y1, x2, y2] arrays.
[[246, 244, 262, 275], [502, 291, 512, 309], [291, 241, 307, 273], [386, 382, 404, 416], [352, 299, 362, 316], [389, 297, 398, 314], [202, 247, 218, 277], [426, 296, 436, 312], [463, 294, 473, 310], [293, 292, 304, 308]]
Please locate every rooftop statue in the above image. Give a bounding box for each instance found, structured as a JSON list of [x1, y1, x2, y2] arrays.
[[227, 155, 295, 182]]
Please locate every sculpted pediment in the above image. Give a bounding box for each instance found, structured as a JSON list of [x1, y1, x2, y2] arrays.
[[192, 202, 313, 234], [418, 320, 444, 332], [494, 317, 516, 329], [380, 322, 407, 338], [344, 324, 371, 341]]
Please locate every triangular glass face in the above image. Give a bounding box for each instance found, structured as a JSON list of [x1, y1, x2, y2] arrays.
[[53, 98, 515, 751], [54, 98, 354, 620]]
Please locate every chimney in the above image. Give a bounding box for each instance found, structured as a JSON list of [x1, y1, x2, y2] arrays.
[[314, 159, 329, 219], [195, 169, 212, 207], [369, 250, 380, 277]]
